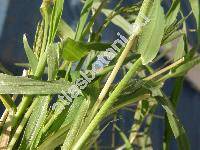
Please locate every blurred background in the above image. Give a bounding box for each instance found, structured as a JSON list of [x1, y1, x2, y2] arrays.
[[0, 0, 199, 149]]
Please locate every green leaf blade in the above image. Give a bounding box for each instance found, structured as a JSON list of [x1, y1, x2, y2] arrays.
[[75, 0, 94, 40], [23, 34, 38, 73], [101, 8, 132, 35], [47, 44, 60, 80], [0, 74, 70, 94], [49, 0, 65, 43], [19, 96, 51, 149], [137, 0, 165, 65], [157, 96, 190, 150], [165, 0, 180, 28], [62, 99, 90, 149], [62, 38, 111, 61], [58, 20, 75, 40]]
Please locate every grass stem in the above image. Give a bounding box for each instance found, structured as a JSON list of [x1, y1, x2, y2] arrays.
[[73, 58, 142, 149]]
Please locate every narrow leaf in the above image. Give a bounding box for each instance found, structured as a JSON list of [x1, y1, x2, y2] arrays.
[[0, 95, 16, 111], [101, 8, 132, 35], [19, 96, 50, 149], [23, 34, 38, 73], [43, 96, 85, 137], [62, 99, 90, 149], [48, 0, 64, 43], [165, 0, 180, 28], [47, 43, 60, 80], [190, 0, 199, 28], [156, 96, 190, 150], [163, 77, 184, 150], [75, 0, 94, 40], [0, 73, 70, 94], [170, 56, 200, 77], [114, 125, 132, 149]]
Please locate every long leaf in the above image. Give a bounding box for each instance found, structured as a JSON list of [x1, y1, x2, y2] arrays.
[[101, 8, 131, 35], [143, 81, 190, 150], [48, 0, 64, 43], [169, 56, 200, 78], [75, 0, 94, 40], [62, 99, 90, 149], [163, 77, 184, 150], [82, 0, 107, 38], [43, 96, 85, 137], [8, 97, 39, 150], [165, 0, 180, 28], [0, 73, 70, 94], [38, 125, 70, 150], [156, 95, 190, 150], [39, 97, 85, 149], [190, 0, 199, 29], [19, 96, 51, 149]]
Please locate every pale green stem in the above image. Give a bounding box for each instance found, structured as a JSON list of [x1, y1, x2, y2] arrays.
[[88, 28, 140, 125], [73, 58, 142, 149], [144, 57, 185, 81], [13, 52, 47, 127], [13, 3, 50, 127], [89, 0, 153, 123]]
